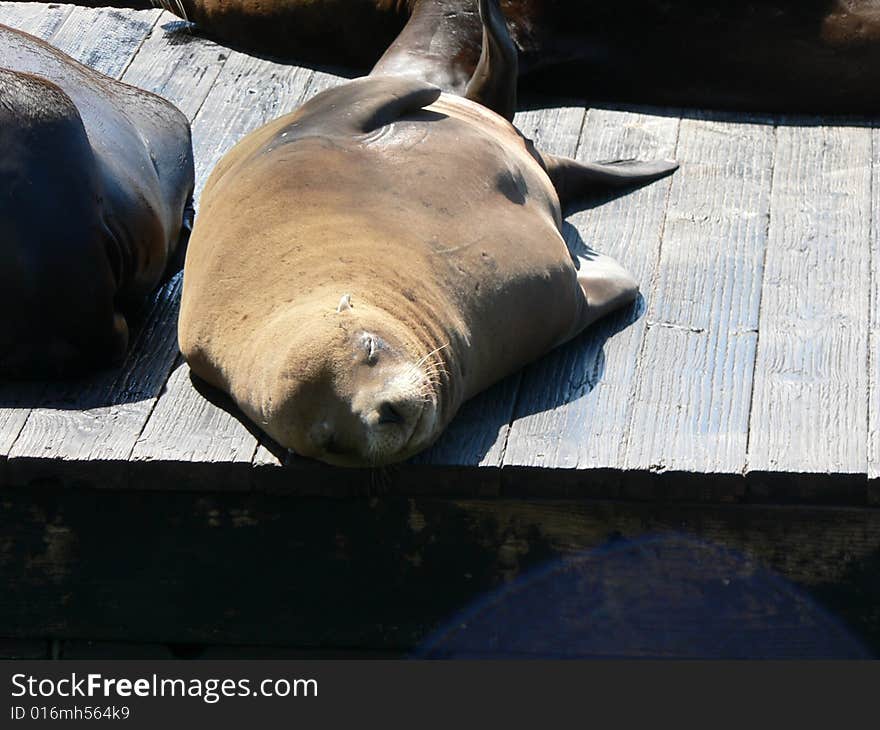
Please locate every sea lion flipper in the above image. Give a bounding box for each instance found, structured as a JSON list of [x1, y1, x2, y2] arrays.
[[544, 154, 679, 207], [352, 76, 443, 132], [295, 76, 441, 135], [575, 251, 640, 329], [158, 194, 195, 286], [371, 1, 484, 96], [464, 0, 518, 121]]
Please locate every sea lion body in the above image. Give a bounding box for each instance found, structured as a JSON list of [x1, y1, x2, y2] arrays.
[[180, 0, 676, 466], [152, 0, 880, 112], [180, 81, 588, 464], [0, 25, 194, 376]]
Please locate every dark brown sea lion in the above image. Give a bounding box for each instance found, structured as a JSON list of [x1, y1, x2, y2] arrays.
[[138, 0, 880, 112], [178, 0, 677, 467], [0, 24, 194, 377]]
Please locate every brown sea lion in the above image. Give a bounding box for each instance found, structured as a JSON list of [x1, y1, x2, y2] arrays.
[[178, 0, 677, 467], [0, 24, 194, 377], [139, 0, 880, 112]]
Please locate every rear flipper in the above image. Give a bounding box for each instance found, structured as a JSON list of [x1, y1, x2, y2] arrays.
[[371, 0, 484, 93], [545, 154, 679, 208], [159, 194, 195, 287], [371, 0, 518, 120], [575, 251, 639, 330], [464, 0, 518, 121]]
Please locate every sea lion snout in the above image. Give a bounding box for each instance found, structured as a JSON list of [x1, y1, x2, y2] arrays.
[[252, 304, 443, 466], [299, 385, 433, 466], [296, 349, 439, 466]]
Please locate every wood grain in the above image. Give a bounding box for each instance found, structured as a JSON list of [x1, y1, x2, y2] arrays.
[[121, 11, 229, 120], [748, 123, 872, 481], [130, 359, 258, 472], [623, 114, 776, 476], [0, 1, 73, 36], [191, 51, 316, 200], [870, 125, 879, 490], [503, 106, 680, 492], [49, 6, 161, 76]]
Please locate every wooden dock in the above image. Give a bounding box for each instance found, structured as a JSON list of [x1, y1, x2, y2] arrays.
[[1, 2, 880, 657]]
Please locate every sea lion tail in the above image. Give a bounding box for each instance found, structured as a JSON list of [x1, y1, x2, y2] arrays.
[[465, 0, 518, 121], [543, 154, 679, 209]]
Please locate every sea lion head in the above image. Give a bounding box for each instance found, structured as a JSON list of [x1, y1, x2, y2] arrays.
[[257, 293, 448, 467]]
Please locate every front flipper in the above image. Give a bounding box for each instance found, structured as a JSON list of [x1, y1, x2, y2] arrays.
[[575, 251, 640, 330], [544, 154, 679, 208], [288, 75, 442, 137]]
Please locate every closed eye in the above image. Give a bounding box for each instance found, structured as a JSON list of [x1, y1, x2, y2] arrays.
[[363, 333, 381, 365]]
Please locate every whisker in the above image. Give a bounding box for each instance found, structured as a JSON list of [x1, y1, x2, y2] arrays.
[[175, 0, 190, 22], [414, 342, 450, 370]]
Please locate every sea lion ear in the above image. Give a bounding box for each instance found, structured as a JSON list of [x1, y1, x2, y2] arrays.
[[337, 294, 353, 313]]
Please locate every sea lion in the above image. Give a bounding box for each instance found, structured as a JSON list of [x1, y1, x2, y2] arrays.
[[140, 0, 880, 112], [178, 0, 677, 466], [0, 24, 194, 377]]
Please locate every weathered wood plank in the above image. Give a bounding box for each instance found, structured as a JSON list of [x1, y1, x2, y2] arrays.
[[0, 1, 73, 36], [191, 51, 316, 199], [301, 67, 348, 99], [0, 4, 877, 500], [6, 282, 182, 486], [748, 123, 872, 488], [49, 6, 162, 77], [132, 52, 318, 474], [869, 125, 880, 493], [502, 106, 680, 493], [0, 383, 44, 465], [1, 490, 878, 655], [121, 11, 229, 121], [129, 359, 259, 490], [622, 115, 776, 477], [5, 9, 230, 483]]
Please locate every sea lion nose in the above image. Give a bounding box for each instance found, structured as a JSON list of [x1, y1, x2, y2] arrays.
[[377, 401, 405, 426]]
